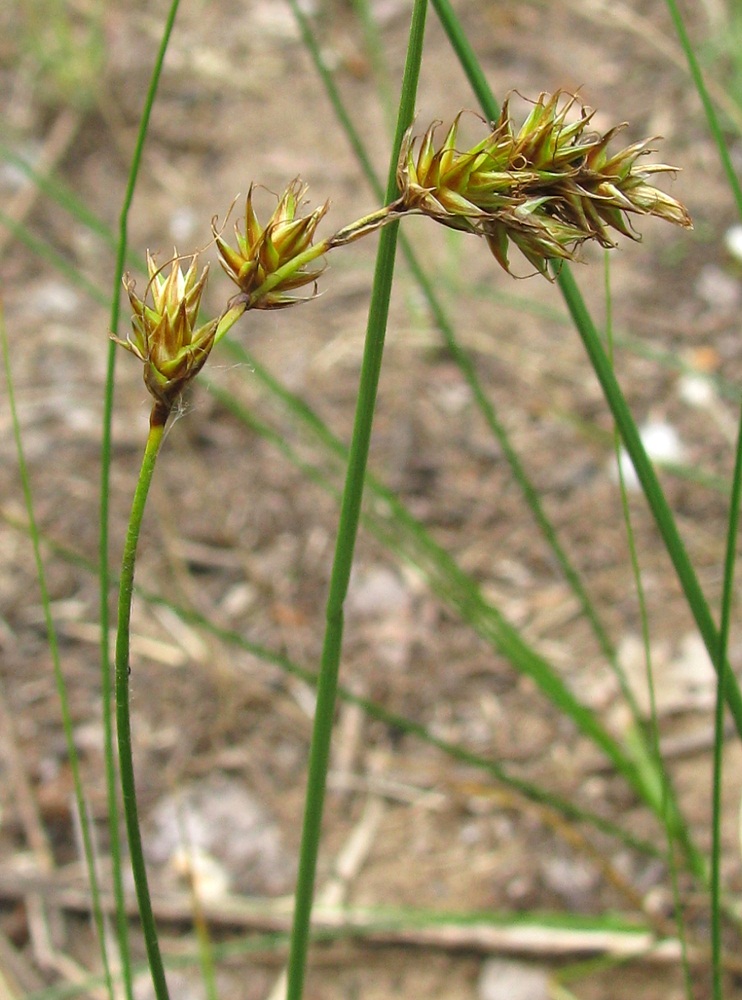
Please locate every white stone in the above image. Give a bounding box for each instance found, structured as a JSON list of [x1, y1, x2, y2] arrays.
[[724, 224, 742, 262], [612, 419, 685, 492], [478, 959, 549, 1000], [347, 565, 410, 617]]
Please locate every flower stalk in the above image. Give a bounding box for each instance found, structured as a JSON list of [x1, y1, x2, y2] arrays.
[[111, 253, 244, 1000], [114, 417, 169, 1000], [111, 88, 692, 1000]]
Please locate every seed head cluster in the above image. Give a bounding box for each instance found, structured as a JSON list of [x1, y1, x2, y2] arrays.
[[213, 179, 329, 309], [114, 91, 692, 409], [113, 252, 217, 410], [396, 91, 692, 276]]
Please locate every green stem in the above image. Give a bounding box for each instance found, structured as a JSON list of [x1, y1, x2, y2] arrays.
[[289, 0, 634, 725], [711, 399, 742, 998], [103, 4, 182, 992], [431, 0, 742, 737], [246, 240, 330, 307], [605, 256, 693, 992], [557, 265, 742, 738], [284, 5, 428, 999], [328, 201, 403, 246], [115, 404, 170, 1000], [3, 308, 115, 1000]]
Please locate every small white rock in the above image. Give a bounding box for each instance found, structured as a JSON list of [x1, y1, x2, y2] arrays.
[[31, 281, 80, 318], [541, 855, 599, 907], [168, 206, 199, 244], [695, 263, 740, 309], [677, 372, 715, 408], [724, 224, 742, 263], [347, 565, 410, 618], [478, 959, 549, 1000], [673, 632, 715, 693], [612, 420, 685, 492], [146, 777, 293, 895], [169, 845, 230, 900], [134, 969, 205, 1000]]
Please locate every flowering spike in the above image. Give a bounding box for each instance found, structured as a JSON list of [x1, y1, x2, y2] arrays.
[[214, 179, 329, 309], [111, 251, 218, 410], [396, 91, 692, 277]]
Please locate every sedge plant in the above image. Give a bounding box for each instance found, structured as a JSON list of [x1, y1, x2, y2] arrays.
[[111, 87, 694, 999]]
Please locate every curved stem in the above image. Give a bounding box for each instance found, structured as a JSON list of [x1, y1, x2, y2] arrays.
[[115, 403, 170, 1000], [104, 5, 182, 992]]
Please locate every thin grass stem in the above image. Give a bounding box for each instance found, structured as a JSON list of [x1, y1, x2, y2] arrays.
[[1, 305, 115, 1000], [711, 403, 742, 997], [430, 0, 742, 741], [558, 265, 742, 740], [350, 0, 396, 134], [603, 256, 694, 997], [289, 0, 634, 729], [430, 0, 497, 112], [114, 406, 170, 1000], [102, 4, 181, 991], [658, 3, 742, 987], [663, 0, 742, 216], [285, 5, 428, 998]]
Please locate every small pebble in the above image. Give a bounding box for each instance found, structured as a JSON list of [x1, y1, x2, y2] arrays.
[[677, 372, 715, 408], [478, 958, 549, 1000], [612, 420, 685, 492], [724, 224, 742, 263], [347, 565, 411, 618], [695, 263, 740, 310], [168, 206, 199, 244], [146, 776, 293, 895], [540, 854, 599, 907], [29, 281, 80, 318]]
